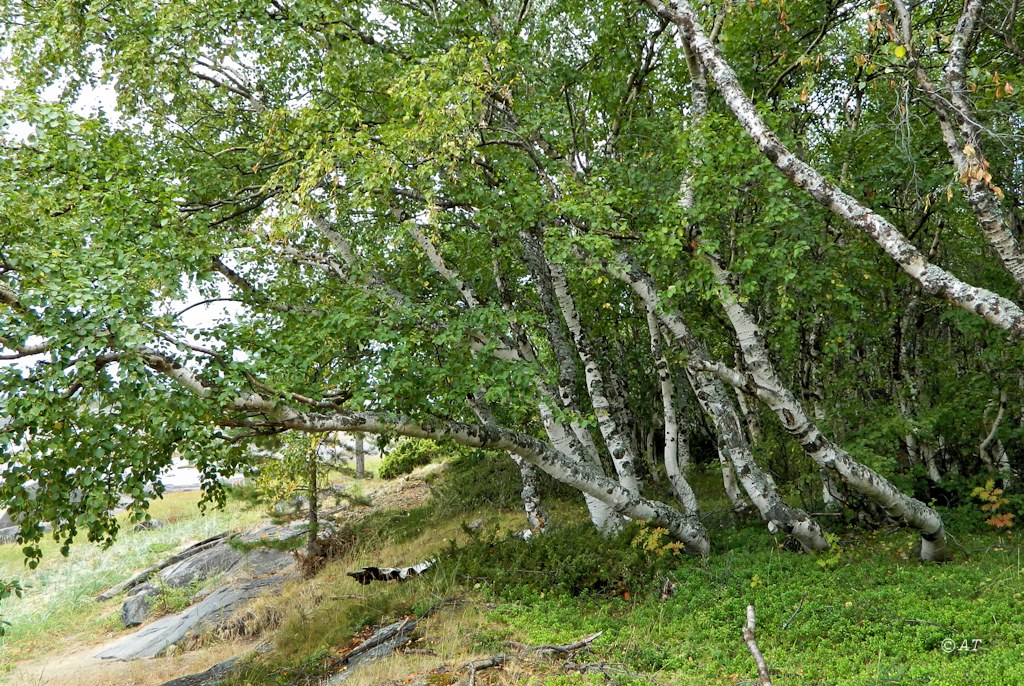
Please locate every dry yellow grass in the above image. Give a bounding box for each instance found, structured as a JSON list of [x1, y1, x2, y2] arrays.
[[2, 639, 259, 686]]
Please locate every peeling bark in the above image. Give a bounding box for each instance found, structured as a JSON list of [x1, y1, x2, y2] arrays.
[[606, 253, 827, 551], [521, 231, 642, 494], [547, 255, 643, 496], [700, 258, 950, 561], [645, 308, 698, 513], [643, 0, 1024, 338]]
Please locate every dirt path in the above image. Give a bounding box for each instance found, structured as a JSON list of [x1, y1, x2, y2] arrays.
[[2, 468, 439, 686], [4, 640, 258, 686]]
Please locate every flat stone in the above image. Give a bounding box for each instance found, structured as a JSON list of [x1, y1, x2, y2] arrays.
[[234, 547, 295, 578], [97, 577, 287, 661], [157, 543, 245, 589], [122, 589, 156, 627], [236, 521, 310, 545], [158, 656, 241, 686]]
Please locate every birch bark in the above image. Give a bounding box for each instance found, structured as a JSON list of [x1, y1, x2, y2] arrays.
[[606, 254, 828, 551], [645, 308, 698, 513], [700, 259, 950, 560], [642, 0, 1024, 337]]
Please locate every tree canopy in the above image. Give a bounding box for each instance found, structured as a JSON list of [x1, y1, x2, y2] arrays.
[[1, 0, 1022, 562]]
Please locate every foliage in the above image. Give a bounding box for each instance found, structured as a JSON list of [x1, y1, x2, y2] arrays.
[[0, 579, 23, 636], [378, 438, 446, 480], [1, 0, 1023, 566], [970, 480, 1016, 530], [443, 522, 685, 598]]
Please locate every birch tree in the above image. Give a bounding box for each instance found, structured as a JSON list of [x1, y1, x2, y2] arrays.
[[2, 0, 1021, 564]]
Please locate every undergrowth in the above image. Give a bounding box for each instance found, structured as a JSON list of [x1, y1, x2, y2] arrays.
[[230, 456, 1024, 686]]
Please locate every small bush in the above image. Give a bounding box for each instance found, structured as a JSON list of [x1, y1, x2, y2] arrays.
[[442, 522, 682, 598], [378, 439, 443, 479]]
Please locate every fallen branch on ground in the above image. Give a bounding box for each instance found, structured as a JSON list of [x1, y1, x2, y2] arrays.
[[742, 605, 773, 686], [507, 631, 603, 655], [463, 631, 603, 685], [347, 558, 435, 585]]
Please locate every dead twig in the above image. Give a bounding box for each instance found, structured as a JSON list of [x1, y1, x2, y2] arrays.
[[782, 592, 807, 630], [464, 631, 603, 685], [507, 631, 603, 655], [465, 655, 507, 686], [742, 605, 773, 686]]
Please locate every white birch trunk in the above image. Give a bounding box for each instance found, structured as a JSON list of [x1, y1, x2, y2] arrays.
[[547, 258, 643, 496], [539, 401, 622, 532], [699, 259, 950, 560], [521, 230, 643, 495], [275, 409, 710, 555], [645, 308, 698, 513], [644, 0, 1024, 338], [980, 389, 1014, 485], [606, 255, 828, 551]]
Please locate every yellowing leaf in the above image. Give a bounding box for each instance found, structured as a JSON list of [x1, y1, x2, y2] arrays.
[[894, 45, 906, 59]]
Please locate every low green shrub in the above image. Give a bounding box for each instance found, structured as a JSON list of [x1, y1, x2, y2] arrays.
[[442, 521, 683, 598], [378, 439, 443, 479], [430, 448, 577, 515]]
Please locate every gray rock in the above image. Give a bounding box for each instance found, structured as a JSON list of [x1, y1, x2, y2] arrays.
[[119, 534, 296, 620], [158, 656, 241, 686], [97, 577, 288, 661], [326, 619, 417, 684], [235, 547, 295, 579], [133, 519, 163, 532], [157, 543, 245, 589], [122, 589, 156, 627], [0, 509, 14, 529], [0, 525, 20, 544], [236, 521, 310, 544]]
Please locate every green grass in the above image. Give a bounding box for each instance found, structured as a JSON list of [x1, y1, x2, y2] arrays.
[[229, 458, 1024, 686], [4, 455, 1022, 686], [0, 490, 266, 670], [481, 523, 1023, 685]]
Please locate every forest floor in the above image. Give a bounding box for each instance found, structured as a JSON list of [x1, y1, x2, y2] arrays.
[[1, 455, 1023, 686]]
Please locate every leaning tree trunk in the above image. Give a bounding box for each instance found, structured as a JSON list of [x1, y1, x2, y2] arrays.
[[521, 230, 643, 496], [645, 0, 1024, 339], [409, 220, 612, 533], [149, 348, 708, 551], [547, 256, 644, 496], [700, 258, 950, 561], [606, 252, 829, 552], [273, 408, 711, 556]]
